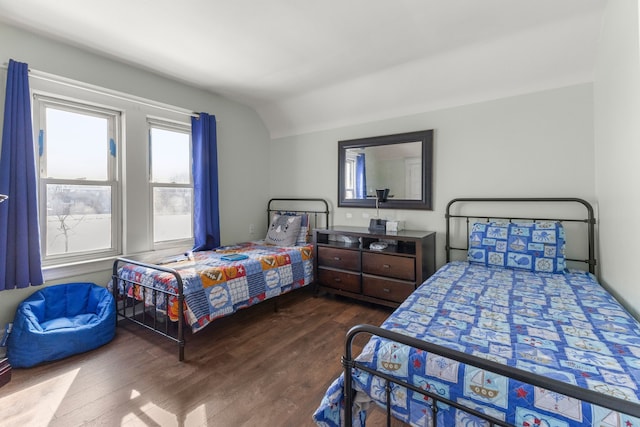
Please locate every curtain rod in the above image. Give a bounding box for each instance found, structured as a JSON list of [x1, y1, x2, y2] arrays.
[[1, 63, 200, 119]]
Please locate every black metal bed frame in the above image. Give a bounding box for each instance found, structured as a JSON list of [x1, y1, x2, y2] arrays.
[[445, 197, 597, 275], [343, 198, 640, 426], [111, 197, 329, 362]]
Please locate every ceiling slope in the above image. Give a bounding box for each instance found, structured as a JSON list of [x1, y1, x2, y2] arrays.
[[0, 0, 606, 137]]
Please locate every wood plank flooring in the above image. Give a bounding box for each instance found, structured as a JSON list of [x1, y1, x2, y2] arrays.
[[0, 288, 405, 427]]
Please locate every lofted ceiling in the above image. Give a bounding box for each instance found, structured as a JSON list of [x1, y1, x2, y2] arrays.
[[0, 0, 606, 138]]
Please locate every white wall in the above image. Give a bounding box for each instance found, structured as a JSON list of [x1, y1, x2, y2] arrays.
[[271, 83, 596, 268], [0, 22, 271, 327], [594, 0, 640, 318], [5, 8, 635, 332]]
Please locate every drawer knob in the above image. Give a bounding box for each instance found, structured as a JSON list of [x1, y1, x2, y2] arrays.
[[334, 278, 342, 283], [382, 264, 391, 269], [383, 288, 390, 293], [334, 257, 341, 261]]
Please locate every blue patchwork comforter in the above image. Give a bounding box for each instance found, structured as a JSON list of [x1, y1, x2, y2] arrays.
[[313, 261, 640, 426]]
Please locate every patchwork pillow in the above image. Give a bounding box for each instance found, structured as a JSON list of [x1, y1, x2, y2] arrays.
[[265, 214, 302, 246], [468, 221, 566, 273]]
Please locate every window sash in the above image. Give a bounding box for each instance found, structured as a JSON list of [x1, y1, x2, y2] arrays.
[[35, 95, 120, 180], [151, 185, 193, 244], [344, 157, 356, 199], [41, 179, 119, 262], [148, 119, 193, 246], [34, 95, 121, 264]]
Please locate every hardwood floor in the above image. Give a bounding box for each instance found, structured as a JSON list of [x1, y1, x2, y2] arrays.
[[0, 288, 399, 427]]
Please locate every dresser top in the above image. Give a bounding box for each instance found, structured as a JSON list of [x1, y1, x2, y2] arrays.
[[315, 226, 434, 240]]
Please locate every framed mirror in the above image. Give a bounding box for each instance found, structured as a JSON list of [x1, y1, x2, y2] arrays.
[[338, 129, 433, 210]]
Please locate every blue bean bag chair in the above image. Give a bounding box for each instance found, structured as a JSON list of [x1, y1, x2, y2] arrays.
[[7, 282, 115, 368]]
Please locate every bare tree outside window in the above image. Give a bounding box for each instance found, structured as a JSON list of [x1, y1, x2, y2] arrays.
[[46, 184, 112, 255]]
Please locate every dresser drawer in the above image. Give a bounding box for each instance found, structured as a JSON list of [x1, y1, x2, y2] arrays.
[[318, 247, 360, 271], [362, 275, 415, 303], [0, 358, 11, 389], [318, 268, 361, 293], [362, 252, 415, 281]]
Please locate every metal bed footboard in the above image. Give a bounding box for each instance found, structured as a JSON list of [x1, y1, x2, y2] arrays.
[[343, 324, 640, 426], [112, 257, 186, 361]]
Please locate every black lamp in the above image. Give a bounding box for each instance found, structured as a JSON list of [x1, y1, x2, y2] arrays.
[[375, 189, 389, 203], [368, 188, 389, 233]]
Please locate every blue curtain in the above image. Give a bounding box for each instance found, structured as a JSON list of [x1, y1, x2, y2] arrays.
[[0, 59, 44, 290], [191, 113, 220, 251], [355, 153, 367, 199]]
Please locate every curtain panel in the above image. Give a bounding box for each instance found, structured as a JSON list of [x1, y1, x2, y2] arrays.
[[191, 113, 220, 251], [0, 59, 44, 290], [355, 153, 367, 199]]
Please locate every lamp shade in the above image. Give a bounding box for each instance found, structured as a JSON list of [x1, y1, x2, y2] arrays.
[[375, 189, 389, 203]]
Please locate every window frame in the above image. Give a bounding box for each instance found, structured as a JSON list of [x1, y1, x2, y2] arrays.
[[147, 117, 194, 249], [33, 93, 122, 266], [344, 152, 357, 199]]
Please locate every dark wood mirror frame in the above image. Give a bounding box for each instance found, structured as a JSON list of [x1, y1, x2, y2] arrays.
[[338, 129, 434, 210]]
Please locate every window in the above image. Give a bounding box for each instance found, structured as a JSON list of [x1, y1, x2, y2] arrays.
[[344, 153, 357, 199], [33, 95, 120, 264], [149, 119, 193, 245], [29, 77, 195, 275]]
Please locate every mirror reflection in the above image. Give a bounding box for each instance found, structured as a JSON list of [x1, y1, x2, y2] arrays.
[[344, 141, 422, 200], [338, 129, 434, 211]]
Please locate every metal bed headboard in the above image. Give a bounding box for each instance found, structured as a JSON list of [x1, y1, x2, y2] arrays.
[[445, 197, 596, 275], [267, 197, 330, 230]]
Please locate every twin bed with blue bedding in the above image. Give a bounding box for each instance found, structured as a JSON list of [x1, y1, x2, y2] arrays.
[[314, 198, 640, 426]]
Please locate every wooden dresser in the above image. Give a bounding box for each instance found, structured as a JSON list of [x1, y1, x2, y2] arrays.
[[314, 226, 435, 307], [0, 357, 11, 388]]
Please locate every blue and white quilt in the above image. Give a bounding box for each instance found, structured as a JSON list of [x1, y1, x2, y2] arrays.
[[313, 261, 640, 426]]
